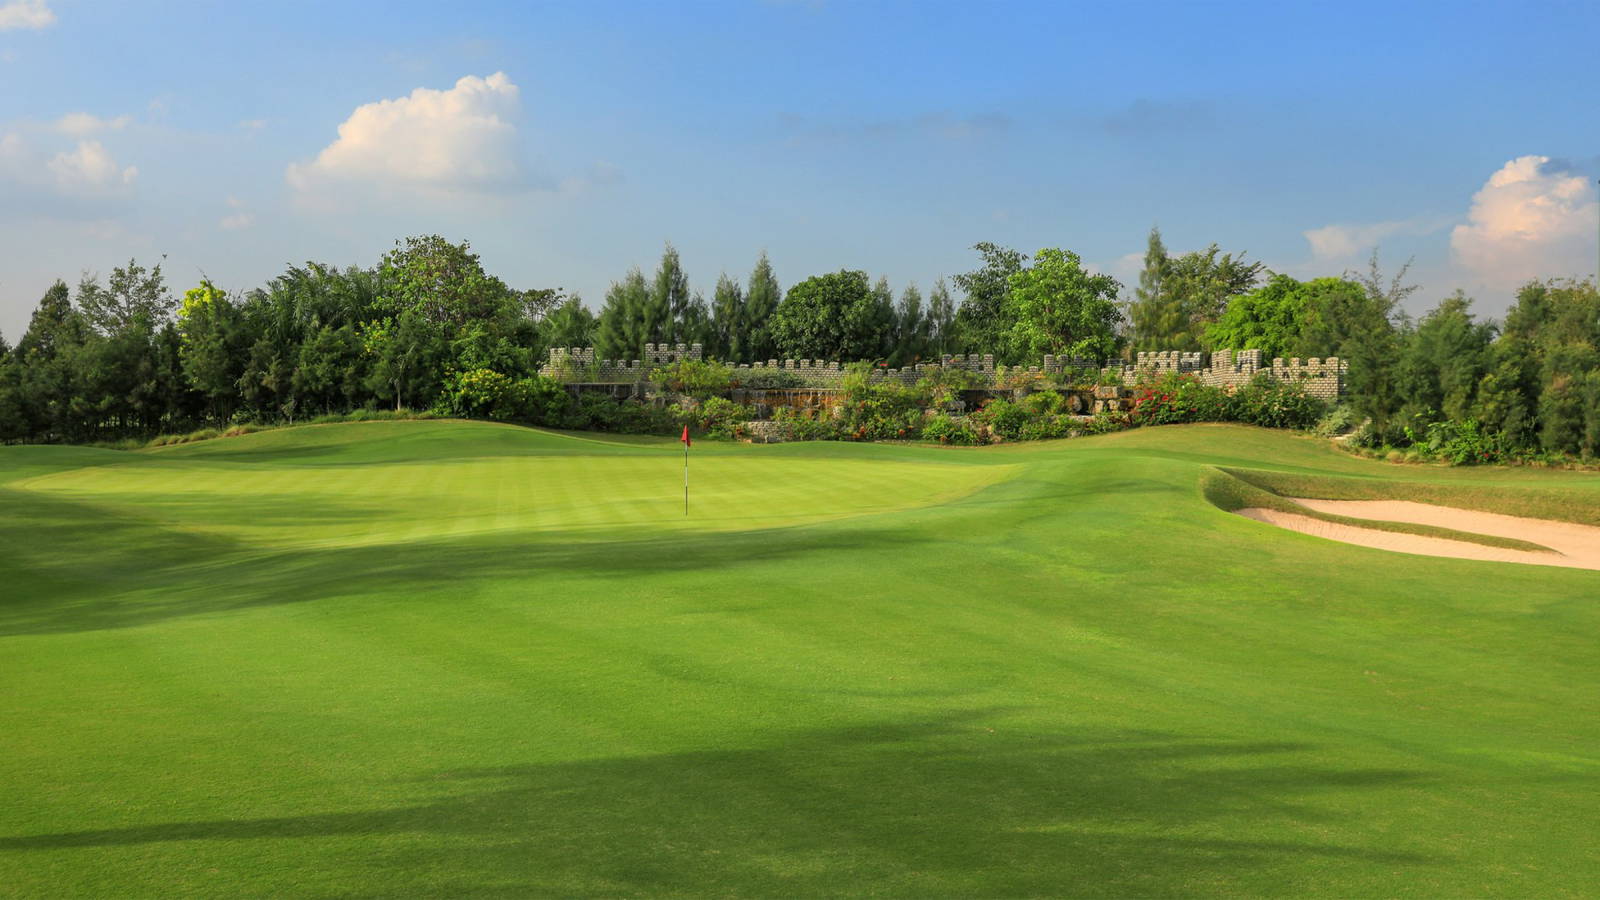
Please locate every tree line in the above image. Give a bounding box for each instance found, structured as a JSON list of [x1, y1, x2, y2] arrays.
[[2, 229, 1598, 459]]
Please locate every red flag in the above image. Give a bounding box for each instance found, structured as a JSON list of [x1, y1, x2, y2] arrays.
[[681, 425, 692, 447]]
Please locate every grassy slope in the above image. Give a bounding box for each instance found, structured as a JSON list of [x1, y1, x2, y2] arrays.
[[0, 422, 1596, 898]]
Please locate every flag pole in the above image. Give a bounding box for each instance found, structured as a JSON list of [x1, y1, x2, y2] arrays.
[[683, 439, 689, 516]]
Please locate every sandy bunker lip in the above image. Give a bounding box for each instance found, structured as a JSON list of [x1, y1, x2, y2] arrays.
[[1236, 497, 1600, 571]]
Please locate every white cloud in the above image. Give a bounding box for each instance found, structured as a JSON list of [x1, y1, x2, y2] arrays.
[[0, 0, 54, 31], [1451, 156, 1599, 288], [219, 195, 253, 230], [46, 140, 137, 191], [53, 112, 132, 137], [0, 133, 137, 202], [287, 72, 523, 198], [1303, 216, 1452, 261], [238, 118, 267, 132]]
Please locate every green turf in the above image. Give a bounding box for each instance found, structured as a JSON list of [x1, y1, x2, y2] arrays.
[[1, 421, 1596, 897]]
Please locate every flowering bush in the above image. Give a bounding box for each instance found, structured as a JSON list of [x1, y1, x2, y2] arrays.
[[1227, 374, 1325, 429], [1129, 373, 1229, 425], [1128, 371, 1323, 430]]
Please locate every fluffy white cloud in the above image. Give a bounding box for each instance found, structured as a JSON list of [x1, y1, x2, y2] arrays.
[[287, 72, 523, 197], [0, 0, 54, 30], [46, 140, 137, 191], [53, 112, 132, 137], [1451, 156, 1599, 288], [0, 133, 136, 198], [1303, 216, 1452, 261]]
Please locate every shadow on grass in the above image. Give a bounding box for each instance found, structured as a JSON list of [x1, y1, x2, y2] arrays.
[[0, 485, 941, 637], [0, 712, 1436, 895]]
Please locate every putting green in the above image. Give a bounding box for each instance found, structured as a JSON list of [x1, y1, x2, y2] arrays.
[[10, 422, 1015, 549], [1, 421, 1596, 897]]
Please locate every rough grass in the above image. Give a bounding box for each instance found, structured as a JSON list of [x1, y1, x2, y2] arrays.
[[1201, 468, 1556, 552], [1225, 466, 1600, 527], [1, 422, 1596, 897]]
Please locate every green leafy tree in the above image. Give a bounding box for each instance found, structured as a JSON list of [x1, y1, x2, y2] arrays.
[[769, 270, 882, 361], [1394, 291, 1495, 424], [1167, 247, 1264, 332], [952, 242, 1026, 355], [0, 342, 23, 443], [1204, 274, 1305, 358], [178, 281, 246, 423], [77, 258, 174, 334], [15, 281, 88, 439], [1295, 254, 1412, 436], [1004, 248, 1124, 362], [541, 295, 597, 351], [294, 324, 364, 413], [361, 310, 445, 412], [376, 235, 517, 332]]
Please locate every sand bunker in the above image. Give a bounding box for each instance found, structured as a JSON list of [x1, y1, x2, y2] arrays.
[[1236, 497, 1600, 570]]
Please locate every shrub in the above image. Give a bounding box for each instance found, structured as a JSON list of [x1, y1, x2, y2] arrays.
[[568, 394, 678, 434], [922, 412, 980, 445], [838, 364, 925, 441], [651, 359, 733, 398], [1129, 373, 1228, 426], [915, 366, 985, 408], [442, 368, 516, 420], [1081, 409, 1128, 435], [1227, 374, 1325, 429], [973, 398, 1030, 441], [1313, 404, 1360, 438], [1419, 418, 1506, 466], [691, 396, 753, 440], [772, 406, 844, 441]]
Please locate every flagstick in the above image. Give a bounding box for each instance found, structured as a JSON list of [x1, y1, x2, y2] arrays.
[[683, 440, 689, 516]]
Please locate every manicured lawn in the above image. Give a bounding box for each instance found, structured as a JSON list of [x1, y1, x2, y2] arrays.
[[1, 421, 1595, 897]]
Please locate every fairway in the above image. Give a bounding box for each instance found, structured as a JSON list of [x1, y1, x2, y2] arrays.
[[2, 421, 1597, 897]]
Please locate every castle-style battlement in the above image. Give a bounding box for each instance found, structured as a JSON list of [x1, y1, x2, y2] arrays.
[[545, 343, 704, 382], [540, 346, 1347, 398]]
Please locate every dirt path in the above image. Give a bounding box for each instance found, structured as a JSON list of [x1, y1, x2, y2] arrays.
[[1235, 497, 1600, 570]]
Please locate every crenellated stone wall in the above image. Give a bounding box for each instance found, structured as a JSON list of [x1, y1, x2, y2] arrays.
[[544, 342, 705, 382], [541, 345, 1348, 399]]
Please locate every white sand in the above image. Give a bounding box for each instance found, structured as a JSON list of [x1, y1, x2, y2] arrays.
[[1235, 497, 1600, 570]]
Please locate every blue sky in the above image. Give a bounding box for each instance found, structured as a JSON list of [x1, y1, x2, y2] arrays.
[[2, 0, 1597, 339]]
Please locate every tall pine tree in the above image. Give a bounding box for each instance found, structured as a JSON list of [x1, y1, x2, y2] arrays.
[[744, 252, 781, 362], [596, 268, 653, 361], [651, 244, 691, 346], [928, 277, 956, 358], [710, 273, 746, 360]]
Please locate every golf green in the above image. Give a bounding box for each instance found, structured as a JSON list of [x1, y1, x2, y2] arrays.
[[1, 421, 1596, 897]]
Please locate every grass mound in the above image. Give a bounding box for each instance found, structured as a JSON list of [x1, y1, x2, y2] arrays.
[[2, 422, 1597, 897]]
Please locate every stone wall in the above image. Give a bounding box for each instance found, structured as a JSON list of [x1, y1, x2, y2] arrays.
[[544, 342, 704, 382], [540, 345, 1347, 399]]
